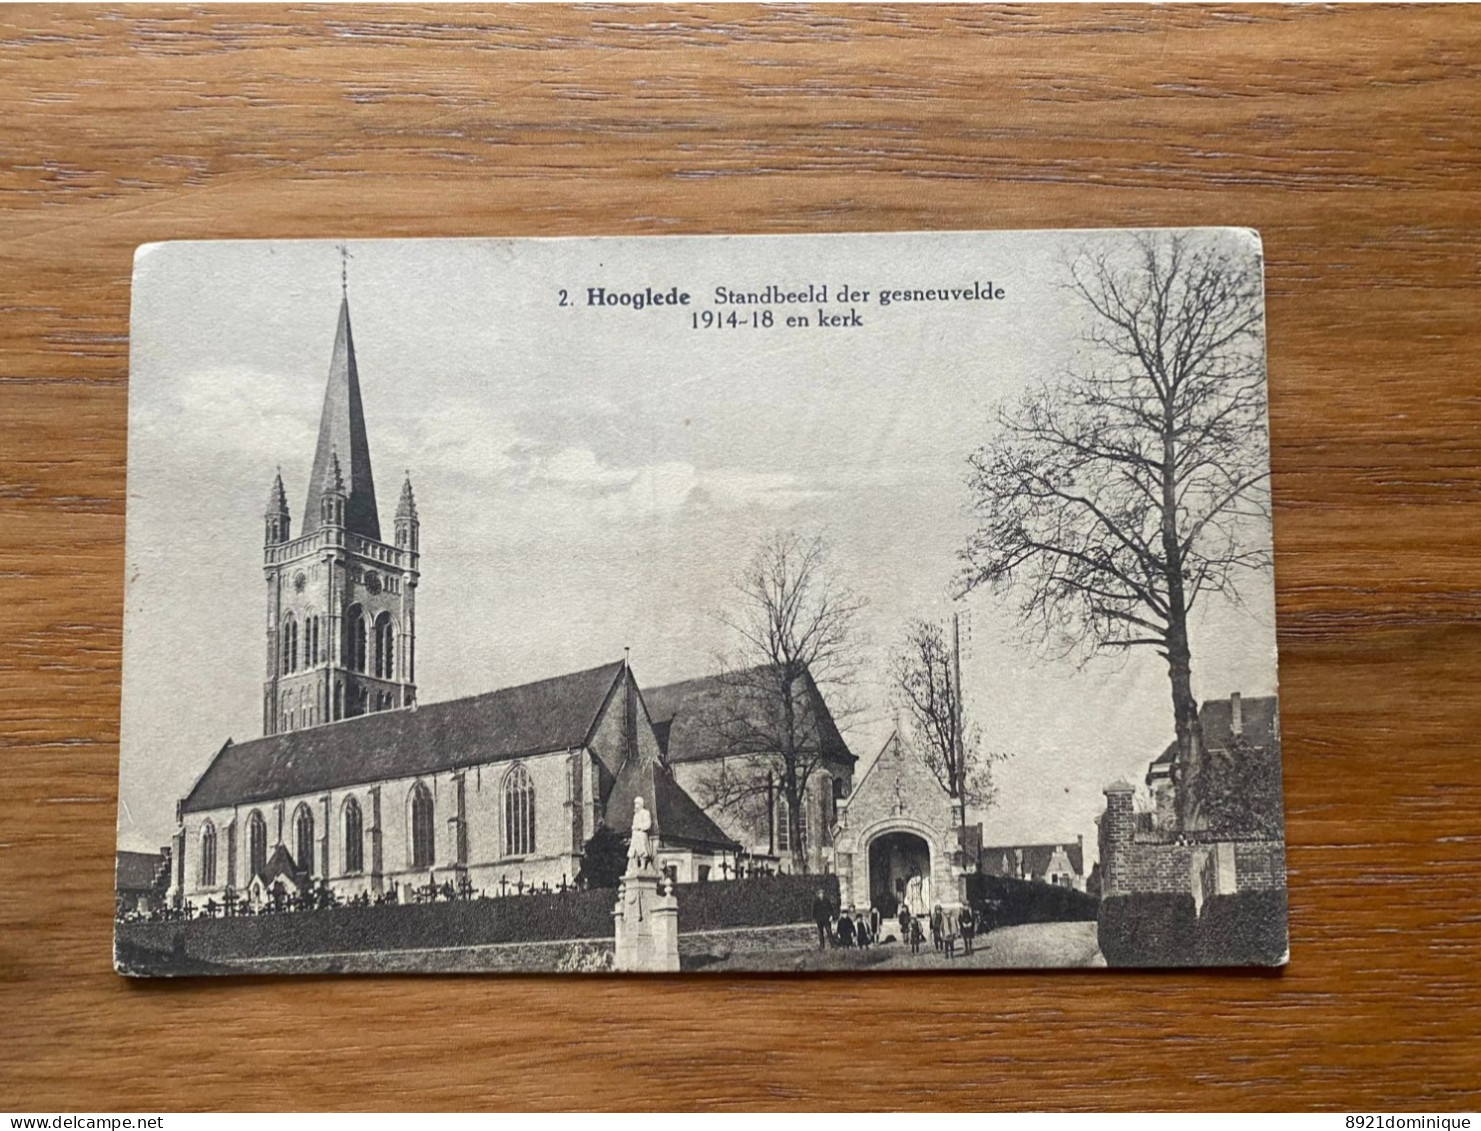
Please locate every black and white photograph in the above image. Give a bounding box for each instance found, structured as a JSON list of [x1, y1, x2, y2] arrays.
[[115, 228, 1286, 976]]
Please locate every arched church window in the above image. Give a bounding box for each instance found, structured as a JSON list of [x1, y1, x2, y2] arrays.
[[247, 810, 267, 879], [199, 821, 217, 887], [294, 803, 315, 875], [820, 783, 834, 847], [304, 615, 318, 666], [373, 612, 395, 679], [343, 796, 363, 874], [281, 613, 298, 675], [346, 606, 367, 673], [409, 782, 435, 869], [776, 795, 790, 853], [503, 764, 535, 857]]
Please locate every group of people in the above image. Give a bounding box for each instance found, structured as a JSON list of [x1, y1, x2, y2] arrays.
[[898, 902, 977, 959], [812, 891, 882, 949], [811, 888, 980, 959]]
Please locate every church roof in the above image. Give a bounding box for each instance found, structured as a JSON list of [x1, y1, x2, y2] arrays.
[[255, 843, 305, 887], [604, 698, 741, 854], [644, 666, 855, 766], [182, 661, 626, 813], [302, 296, 381, 540]]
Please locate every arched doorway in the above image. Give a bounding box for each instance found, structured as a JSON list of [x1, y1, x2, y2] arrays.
[[868, 830, 931, 918]]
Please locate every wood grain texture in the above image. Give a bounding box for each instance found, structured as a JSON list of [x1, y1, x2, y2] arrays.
[[1, 3, 1478, 1112]]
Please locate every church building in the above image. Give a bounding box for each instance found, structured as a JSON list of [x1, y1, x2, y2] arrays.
[[168, 286, 737, 909], [645, 670, 857, 874]]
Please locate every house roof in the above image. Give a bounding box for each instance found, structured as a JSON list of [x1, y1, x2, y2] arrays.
[[644, 666, 855, 766], [116, 850, 163, 892], [182, 660, 626, 813], [1147, 694, 1280, 782], [981, 841, 1086, 879]]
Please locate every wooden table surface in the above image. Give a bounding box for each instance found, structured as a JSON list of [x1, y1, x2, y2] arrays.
[[2, 3, 1478, 1113]]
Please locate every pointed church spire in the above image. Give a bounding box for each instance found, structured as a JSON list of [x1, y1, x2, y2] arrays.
[[302, 293, 380, 539]]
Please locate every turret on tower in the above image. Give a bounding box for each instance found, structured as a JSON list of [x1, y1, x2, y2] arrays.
[[319, 449, 346, 530], [261, 282, 421, 737], [394, 473, 419, 553], [264, 469, 291, 546]]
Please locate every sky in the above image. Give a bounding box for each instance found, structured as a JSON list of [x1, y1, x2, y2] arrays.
[[117, 230, 1278, 863]]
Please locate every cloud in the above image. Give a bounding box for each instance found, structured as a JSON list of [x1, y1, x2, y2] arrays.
[[136, 364, 318, 466], [702, 469, 828, 510], [506, 445, 825, 520]]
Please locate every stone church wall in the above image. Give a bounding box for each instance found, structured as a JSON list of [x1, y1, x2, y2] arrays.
[[178, 748, 593, 906]]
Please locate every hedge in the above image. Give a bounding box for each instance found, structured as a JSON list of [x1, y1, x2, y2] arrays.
[[965, 874, 1099, 929], [1098, 890, 1288, 967], [115, 872, 839, 971], [1195, 890, 1289, 966], [1097, 893, 1199, 967], [677, 873, 839, 932]]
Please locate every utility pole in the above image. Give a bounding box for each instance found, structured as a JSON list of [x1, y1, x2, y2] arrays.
[[951, 611, 967, 834]]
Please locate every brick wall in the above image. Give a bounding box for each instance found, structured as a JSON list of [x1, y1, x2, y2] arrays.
[[1234, 840, 1286, 891], [1120, 839, 1196, 895], [1100, 782, 1285, 900]]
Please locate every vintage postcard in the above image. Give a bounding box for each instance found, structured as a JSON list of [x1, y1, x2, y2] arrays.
[[115, 229, 1286, 976]]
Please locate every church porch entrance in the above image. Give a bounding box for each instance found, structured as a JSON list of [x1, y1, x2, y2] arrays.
[[868, 830, 932, 921]]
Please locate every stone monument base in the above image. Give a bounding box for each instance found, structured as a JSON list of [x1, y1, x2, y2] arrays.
[[612, 863, 680, 973]]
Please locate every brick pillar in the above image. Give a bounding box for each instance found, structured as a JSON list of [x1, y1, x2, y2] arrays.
[[1101, 781, 1136, 898]]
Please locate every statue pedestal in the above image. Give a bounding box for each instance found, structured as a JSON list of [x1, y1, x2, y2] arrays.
[[612, 863, 680, 973]]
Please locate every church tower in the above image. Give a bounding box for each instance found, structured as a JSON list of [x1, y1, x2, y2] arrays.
[[262, 281, 420, 736]]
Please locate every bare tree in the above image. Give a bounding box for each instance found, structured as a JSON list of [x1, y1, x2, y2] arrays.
[[960, 232, 1271, 830], [890, 617, 1006, 828], [700, 530, 866, 873]]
